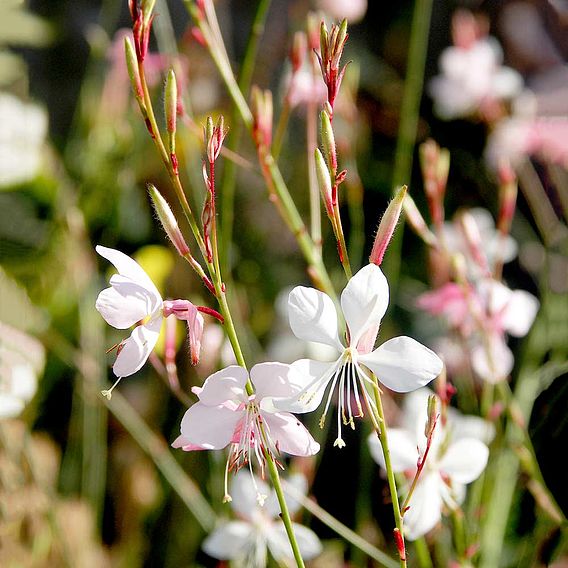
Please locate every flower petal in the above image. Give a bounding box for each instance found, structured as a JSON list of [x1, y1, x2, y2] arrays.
[[288, 286, 342, 350], [502, 290, 539, 337], [440, 438, 489, 484], [361, 336, 443, 393], [170, 434, 207, 451], [470, 334, 513, 383], [96, 245, 161, 300], [263, 411, 320, 456], [230, 471, 270, 520], [197, 365, 249, 406], [96, 276, 157, 329], [341, 264, 389, 345], [0, 395, 25, 418], [251, 362, 303, 402], [403, 473, 443, 541], [202, 521, 254, 560], [112, 317, 162, 377], [180, 403, 242, 450], [273, 359, 335, 414], [268, 523, 322, 562], [368, 429, 418, 472]]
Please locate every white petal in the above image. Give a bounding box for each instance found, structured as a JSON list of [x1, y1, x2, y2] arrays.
[[96, 245, 161, 300], [448, 412, 496, 445], [341, 264, 389, 346], [197, 365, 249, 406], [268, 523, 322, 561], [273, 359, 335, 414], [10, 364, 37, 401], [288, 286, 342, 350], [180, 403, 242, 449], [96, 276, 157, 329], [112, 318, 162, 377], [471, 335, 513, 383], [502, 290, 539, 337], [263, 473, 309, 519], [0, 395, 25, 418], [230, 471, 270, 520], [360, 336, 443, 393], [263, 411, 320, 456], [251, 362, 303, 402], [440, 438, 489, 484], [403, 473, 443, 541], [368, 429, 418, 472], [202, 521, 253, 560]]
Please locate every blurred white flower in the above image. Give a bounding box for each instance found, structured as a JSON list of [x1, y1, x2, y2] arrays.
[[317, 0, 367, 23], [0, 92, 47, 187], [0, 322, 45, 418], [429, 37, 523, 120], [203, 471, 321, 567], [369, 389, 492, 540]]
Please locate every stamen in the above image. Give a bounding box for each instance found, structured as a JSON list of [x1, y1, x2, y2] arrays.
[[101, 376, 123, 400]]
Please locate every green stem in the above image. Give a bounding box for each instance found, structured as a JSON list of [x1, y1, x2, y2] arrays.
[[272, 99, 291, 161], [414, 537, 434, 568]]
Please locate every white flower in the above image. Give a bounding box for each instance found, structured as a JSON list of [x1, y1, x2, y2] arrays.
[[275, 264, 443, 447], [429, 38, 523, 120], [316, 0, 367, 23], [0, 92, 47, 187], [95, 246, 205, 395], [0, 323, 45, 418], [203, 471, 322, 567], [368, 389, 492, 540]]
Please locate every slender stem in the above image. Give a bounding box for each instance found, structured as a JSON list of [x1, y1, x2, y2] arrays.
[[333, 199, 353, 279], [306, 99, 322, 250], [371, 377, 407, 568], [414, 537, 434, 568], [272, 99, 291, 161]]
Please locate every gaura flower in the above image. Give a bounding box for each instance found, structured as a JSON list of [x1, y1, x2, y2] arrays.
[[95, 246, 206, 397], [203, 471, 321, 567], [369, 389, 492, 540], [275, 264, 444, 448], [174, 363, 320, 503]]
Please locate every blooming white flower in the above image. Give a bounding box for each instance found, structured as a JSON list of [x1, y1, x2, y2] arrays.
[[0, 323, 45, 418], [428, 38, 522, 120], [275, 264, 443, 448], [174, 363, 320, 502], [0, 92, 48, 187], [95, 246, 204, 396], [203, 471, 321, 567], [369, 389, 492, 540]]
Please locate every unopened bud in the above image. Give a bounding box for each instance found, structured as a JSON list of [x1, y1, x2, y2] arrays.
[[457, 211, 489, 272], [437, 148, 450, 199], [205, 115, 227, 163], [315, 148, 333, 217], [425, 394, 438, 438], [124, 37, 144, 106], [497, 162, 517, 236], [403, 195, 438, 247], [148, 184, 190, 257], [369, 186, 407, 266], [291, 31, 307, 73], [319, 21, 329, 63], [320, 109, 337, 174], [165, 70, 177, 135], [141, 0, 156, 26], [251, 86, 273, 149], [306, 12, 320, 51]]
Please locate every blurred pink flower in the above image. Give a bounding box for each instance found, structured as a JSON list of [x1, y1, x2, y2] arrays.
[[316, 0, 367, 23], [285, 67, 327, 109]]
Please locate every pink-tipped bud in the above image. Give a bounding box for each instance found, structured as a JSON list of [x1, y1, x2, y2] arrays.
[[403, 195, 438, 247], [148, 184, 190, 257], [369, 185, 407, 266], [205, 115, 227, 164], [497, 161, 518, 236], [315, 148, 334, 218], [165, 69, 177, 135], [141, 0, 156, 26], [124, 37, 144, 105], [425, 394, 438, 439], [457, 211, 489, 273], [306, 12, 320, 51], [393, 528, 406, 562], [251, 86, 273, 149], [186, 305, 204, 366], [290, 31, 307, 73], [320, 109, 337, 174], [419, 139, 448, 226]]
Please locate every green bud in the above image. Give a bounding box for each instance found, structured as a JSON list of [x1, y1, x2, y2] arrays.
[[124, 37, 144, 106], [315, 148, 333, 218], [320, 109, 337, 174]]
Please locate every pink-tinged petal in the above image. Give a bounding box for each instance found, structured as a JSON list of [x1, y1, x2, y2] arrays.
[[251, 362, 302, 401], [360, 337, 443, 393], [230, 471, 270, 520], [171, 434, 207, 451], [502, 290, 539, 337], [471, 335, 513, 383], [263, 411, 320, 456], [403, 473, 443, 541], [197, 365, 249, 406], [268, 523, 322, 562], [96, 276, 156, 329], [273, 359, 335, 414], [184, 304, 204, 365], [288, 286, 342, 350], [180, 403, 242, 449], [440, 438, 489, 484], [96, 245, 161, 300], [341, 264, 389, 346], [112, 317, 162, 377], [202, 521, 254, 560], [368, 429, 418, 472]]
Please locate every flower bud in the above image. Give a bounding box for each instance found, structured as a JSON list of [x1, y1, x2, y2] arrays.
[[369, 186, 407, 266], [457, 210, 489, 273], [205, 115, 227, 164], [251, 86, 273, 149], [497, 161, 517, 236], [165, 70, 177, 135], [306, 12, 320, 51], [425, 394, 438, 439], [141, 0, 156, 26], [403, 195, 438, 247], [315, 148, 333, 218], [148, 184, 190, 257], [290, 31, 307, 73], [320, 109, 337, 174], [124, 37, 144, 106]]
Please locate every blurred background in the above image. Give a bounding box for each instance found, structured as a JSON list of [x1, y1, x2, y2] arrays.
[[1, 0, 567, 566]]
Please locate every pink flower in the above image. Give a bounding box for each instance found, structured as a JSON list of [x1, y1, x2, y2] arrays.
[[174, 363, 320, 502]]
